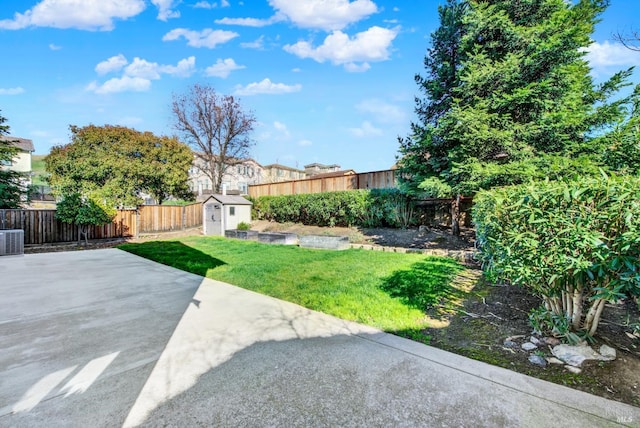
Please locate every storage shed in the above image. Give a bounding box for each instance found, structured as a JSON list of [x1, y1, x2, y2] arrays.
[[202, 194, 253, 236]]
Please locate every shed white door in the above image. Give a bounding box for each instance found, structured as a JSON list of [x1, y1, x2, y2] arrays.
[[205, 202, 222, 236]]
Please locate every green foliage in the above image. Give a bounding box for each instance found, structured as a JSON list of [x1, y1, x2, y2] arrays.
[[46, 125, 193, 208], [56, 193, 116, 226], [398, 0, 468, 191], [418, 176, 453, 198], [56, 192, 116, 244], [399, 0, 639, 195], [0, 111, 29, 208], [236, 221, 251, 231], [473, 174, 640, 336], [250, 189, 415, 228]]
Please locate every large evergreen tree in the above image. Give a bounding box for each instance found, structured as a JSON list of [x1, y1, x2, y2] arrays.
[[398, 0, 468, 191], [400, 0, 638, 197]]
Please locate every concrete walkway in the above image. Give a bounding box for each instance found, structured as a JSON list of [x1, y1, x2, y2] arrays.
[[0, 249, 639, 427]]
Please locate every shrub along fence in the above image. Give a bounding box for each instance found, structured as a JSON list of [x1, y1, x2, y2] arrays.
[[0, 203, 203, 245], [249, 189, 473, 229]]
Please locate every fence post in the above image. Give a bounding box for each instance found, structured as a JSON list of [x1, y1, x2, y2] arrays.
[[135, 208, 140, 238], [182, 205, 186, 230]]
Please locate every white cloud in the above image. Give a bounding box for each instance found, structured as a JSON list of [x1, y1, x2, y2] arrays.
[[0, 0, 145, 31], [160, 56, 196, 77], [234, 78, 302, 96], [273, 121, 291, 138], [205, 58, 245, 78], [86, 76, 151, 94], [292, 67, 301, 72], [162, 28, 239, 48], [215, 16, 280, 27], [151, 0, 180, 21], [122, 56, 195, 79], [298, 139, 313, 146], [194, 1, 215, 8], [125, 58, 162, 79], [240, 35, 265, 49], [0, 87, 25, 95], [356, 99, 406, 124], [348, 121, 383, 137], [284, 26, 397, 70], [95, 54, 128, 75], [49, 43, 62, 50], [344, 62, 370, 72], [88, 56, 195, 93], [268, 0, 377, 31], [583, 41, 640, 68]]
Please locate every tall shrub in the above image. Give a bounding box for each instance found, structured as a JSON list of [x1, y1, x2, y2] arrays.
[[473, 175, 640, 338]]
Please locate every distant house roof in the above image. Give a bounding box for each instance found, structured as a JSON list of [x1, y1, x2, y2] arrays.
[[308, 169, 356, 179], [0, 136, 34, 152], [204, 194, 253, 205], [263, 163, 306, 173], [304, 162, 341, 169]]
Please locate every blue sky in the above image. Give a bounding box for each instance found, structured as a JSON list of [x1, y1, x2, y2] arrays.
[[1, 0, 640, 172]]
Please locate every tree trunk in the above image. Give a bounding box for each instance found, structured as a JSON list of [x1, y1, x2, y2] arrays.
[[451, 194, 460, 236]]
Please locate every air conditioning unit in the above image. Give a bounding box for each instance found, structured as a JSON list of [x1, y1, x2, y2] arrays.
[[0, 229, 24, 256]]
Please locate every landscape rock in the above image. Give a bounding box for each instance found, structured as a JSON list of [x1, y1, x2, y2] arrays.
[[521, 342, 538, 351], [506, 335, 525, 342], [565, 365, 582, 374], [529, 336, 541, 345], [552, 344, 615, 367], [599, 344, 617, 361], [528, 355, 547, 367], [503, 340, 517, 348], [542, 337, 560, 346], [546, 357, 565, 365]]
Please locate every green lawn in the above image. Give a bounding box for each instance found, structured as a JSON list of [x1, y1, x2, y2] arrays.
[[118, 236, 465, 333]]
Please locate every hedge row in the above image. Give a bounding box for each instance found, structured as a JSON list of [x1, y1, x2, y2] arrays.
[[248, 189, 415, 228]]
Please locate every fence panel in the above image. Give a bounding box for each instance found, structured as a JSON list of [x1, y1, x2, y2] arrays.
[[137, 204, 202, 233], [0, 208, 138, 245], [248, 170, 398, 197]]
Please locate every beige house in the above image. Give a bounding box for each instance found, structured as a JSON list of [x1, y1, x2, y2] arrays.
[[261, 163, 307, 183], [189, 155, 263, 196], [0, 136, 34, 186], [304, 163, 341, 176]]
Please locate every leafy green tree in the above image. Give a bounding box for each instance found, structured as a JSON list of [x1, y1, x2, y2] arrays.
[[55, 193, 116, 245], [46, 125, 193, 207], [0, 111, 29, 208]]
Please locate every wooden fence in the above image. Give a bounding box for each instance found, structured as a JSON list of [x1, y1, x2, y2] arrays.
[[137, 204, 202, 233], [248, 169, 398, 197], [0, 203, 203, 245]]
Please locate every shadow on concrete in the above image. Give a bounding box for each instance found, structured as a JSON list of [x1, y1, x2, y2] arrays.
[[119, 241, 226, 276]]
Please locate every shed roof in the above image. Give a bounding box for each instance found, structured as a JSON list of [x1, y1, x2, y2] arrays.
[[0, 136, 34, 152], [204, 194, 253, 205]]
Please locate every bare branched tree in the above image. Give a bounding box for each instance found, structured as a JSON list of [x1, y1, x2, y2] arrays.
[[614, 28, 640, 51], [172, 84, 256, 193]]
